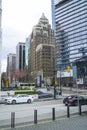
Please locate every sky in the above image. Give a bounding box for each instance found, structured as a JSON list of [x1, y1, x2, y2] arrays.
[[1, 0, 52, 72]]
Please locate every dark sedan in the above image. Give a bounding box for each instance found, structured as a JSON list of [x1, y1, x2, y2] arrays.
[[63, 95, 85, 106], [36, 91, 53, 99]]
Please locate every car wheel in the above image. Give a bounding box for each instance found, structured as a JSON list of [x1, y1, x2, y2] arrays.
[[65, 101, 68, 106], [12, 100, 16, 104], [27, 99, 31, 103]]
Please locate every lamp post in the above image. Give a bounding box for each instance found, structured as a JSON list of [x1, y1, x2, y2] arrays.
[[53, 70, 56, 99], [76, 79, 80, 114], [58, 66, 62, 95]]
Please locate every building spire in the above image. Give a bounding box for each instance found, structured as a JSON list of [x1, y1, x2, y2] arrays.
[[40, 13, 47, 20], [39, 13, 48, 24]]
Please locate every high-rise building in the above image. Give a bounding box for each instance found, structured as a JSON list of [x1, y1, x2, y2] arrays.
[[36, 44, 55, 85], [16, 42, 25, 71], [7, 53, 16, 81], [51, 0, 55, 30], [52, 0, 87, 71], [25, 36, 31, 82], [0, 0, 2, 90], [30, 13, 55, 84], [25, 37, 30, 68]]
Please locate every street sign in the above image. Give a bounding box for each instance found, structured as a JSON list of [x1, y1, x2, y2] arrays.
[[76, 78, 83, 84], [67, 66, 71, 72]]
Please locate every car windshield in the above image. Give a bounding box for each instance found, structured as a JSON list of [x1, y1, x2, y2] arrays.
[[68, 96, 72, 99], [68, 95, 84, 99], [12, 95, 18, 97], [12, 95, 21, 97]]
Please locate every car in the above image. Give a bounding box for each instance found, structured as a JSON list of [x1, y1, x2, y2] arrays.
[[4, 94, 33, 104], [63, 95, 85, 106], [36, 91, 53, 99]]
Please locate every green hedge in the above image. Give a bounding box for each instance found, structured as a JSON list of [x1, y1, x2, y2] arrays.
[[15, 90, 37, 95]]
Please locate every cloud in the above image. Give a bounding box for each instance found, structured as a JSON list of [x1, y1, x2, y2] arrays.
[[1, 0, 52, 72], [2, 0, 52, 32], [2, 26, 28, 59], [1, 58, 7, 72]]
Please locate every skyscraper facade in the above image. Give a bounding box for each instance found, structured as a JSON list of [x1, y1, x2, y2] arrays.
[[7, 53, 16, 81], [25, 37, 30, 68], [52, 0, 87, 71], [16, 42, 25, 71], [51, 0, 55, 30], [25, 36, 30, 82], [30, 13, 55, 84], [0, 0, 2, 90], [36, 44, 55, 85]]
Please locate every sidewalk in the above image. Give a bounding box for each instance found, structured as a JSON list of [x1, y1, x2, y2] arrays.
[[63, 86, 87, 93], [7, 115, 87, 130]]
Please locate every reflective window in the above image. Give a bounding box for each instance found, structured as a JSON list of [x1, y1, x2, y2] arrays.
[[55, 0, 87, 68]]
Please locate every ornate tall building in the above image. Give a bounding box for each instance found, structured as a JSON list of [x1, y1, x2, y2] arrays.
[[0, 0, 2, 90], [30, 13, 55, 85]]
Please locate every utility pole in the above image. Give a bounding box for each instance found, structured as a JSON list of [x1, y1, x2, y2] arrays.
[[53, 70, 56, 99]]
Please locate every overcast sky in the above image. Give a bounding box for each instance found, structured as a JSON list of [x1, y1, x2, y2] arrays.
[[2, 0, 52, 72]]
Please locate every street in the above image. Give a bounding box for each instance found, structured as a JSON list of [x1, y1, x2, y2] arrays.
[[0, 98, 86, 129], [0, 99, 63, 120], [0, 88, 87, 129]]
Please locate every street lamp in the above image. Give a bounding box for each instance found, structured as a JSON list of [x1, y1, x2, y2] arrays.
[[53, 70, 56, 99], [58, 66, 62, 95]]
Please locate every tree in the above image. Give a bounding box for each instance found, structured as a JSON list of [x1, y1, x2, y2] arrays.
[[13, 70, 26, 82]]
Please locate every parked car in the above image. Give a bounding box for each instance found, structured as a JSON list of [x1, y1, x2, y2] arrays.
[[4, 94, 33, 104], [63, 95, 85, 106], [36, 91, 53, 99]]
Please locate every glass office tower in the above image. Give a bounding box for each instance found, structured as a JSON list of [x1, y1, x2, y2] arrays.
[[51, 0, 55, 30], [16, 42, 25, 71], [25, 37, 30, 68], [52, 0, 87, 71]]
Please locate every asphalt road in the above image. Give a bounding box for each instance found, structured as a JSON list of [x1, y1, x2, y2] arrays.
[[0, 100, 63, 120]]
